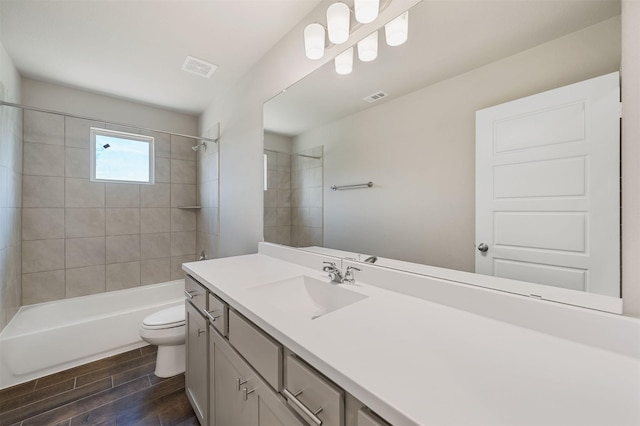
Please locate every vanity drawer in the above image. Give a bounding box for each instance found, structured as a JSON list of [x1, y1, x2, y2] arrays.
[[185, 275, 207, 312], [228, 309, 282, 390], [284, 355, 344, 426], [207, 292, 228, 336]]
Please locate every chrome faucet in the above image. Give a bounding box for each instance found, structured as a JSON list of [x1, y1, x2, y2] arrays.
[[322, 262, 343, 283], [343, 266, 361, 284]]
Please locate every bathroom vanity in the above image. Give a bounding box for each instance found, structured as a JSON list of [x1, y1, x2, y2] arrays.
[[182, 243, 640, 426]]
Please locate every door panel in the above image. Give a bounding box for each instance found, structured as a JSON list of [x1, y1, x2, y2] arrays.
[[476, 72, 620, 297]]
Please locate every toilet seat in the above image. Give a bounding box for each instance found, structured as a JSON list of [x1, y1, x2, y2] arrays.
[[142, 305, 185, 330]]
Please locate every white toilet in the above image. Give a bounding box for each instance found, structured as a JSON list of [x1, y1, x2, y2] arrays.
[[139, 304, 186, 378]]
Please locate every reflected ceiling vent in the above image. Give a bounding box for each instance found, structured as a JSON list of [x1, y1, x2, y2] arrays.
[[181, 56, 217, 79], [362, 91, 389, 103]]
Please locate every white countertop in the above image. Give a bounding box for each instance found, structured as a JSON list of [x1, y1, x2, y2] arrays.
[[183, 253, 640, 426]]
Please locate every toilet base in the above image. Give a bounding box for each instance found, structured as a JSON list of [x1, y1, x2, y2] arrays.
[[154, 343, 185, 377]]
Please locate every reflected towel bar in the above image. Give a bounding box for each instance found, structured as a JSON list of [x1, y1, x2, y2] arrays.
[[330, 182, 373, 191]]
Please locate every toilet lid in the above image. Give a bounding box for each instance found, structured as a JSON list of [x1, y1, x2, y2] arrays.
[[142, 305, 185, 329]]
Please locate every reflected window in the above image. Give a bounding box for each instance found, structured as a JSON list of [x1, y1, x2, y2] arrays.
[[90, 128, 154, 184]]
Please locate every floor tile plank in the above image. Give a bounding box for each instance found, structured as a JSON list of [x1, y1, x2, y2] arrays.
[[22, 376, 149, 426], [0, 377, 113, 426], [0, 346, 194, 426]]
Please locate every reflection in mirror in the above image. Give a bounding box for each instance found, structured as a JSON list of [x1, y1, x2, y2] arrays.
[[263, 137, 324, 247], [263, 0, 622, 305]]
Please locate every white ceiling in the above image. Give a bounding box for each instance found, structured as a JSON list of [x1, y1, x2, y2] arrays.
[[264, 0, 621, 136], [0, 0, 322, 115]]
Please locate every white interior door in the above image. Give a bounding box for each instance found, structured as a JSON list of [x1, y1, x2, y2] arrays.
[[476, 72, 620, 297]]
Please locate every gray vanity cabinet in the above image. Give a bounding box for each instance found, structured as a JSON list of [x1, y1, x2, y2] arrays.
[[210, 328, 304, 426], [185, 301, 209, 425]]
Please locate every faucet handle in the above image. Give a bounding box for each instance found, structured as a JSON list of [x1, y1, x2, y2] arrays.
[[322, 261, 337, 272], [344, 266, 361, 283]]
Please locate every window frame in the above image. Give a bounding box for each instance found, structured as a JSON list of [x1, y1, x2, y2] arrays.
[[90, 127, 155, 185]]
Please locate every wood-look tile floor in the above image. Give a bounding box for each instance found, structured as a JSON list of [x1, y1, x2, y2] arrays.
[[0, 346, 198, 426]]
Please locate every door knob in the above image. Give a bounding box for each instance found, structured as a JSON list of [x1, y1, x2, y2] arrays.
[[477, 243, 489, 253]]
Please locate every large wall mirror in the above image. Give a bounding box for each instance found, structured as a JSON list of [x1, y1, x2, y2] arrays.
[[263, 0, 622, 310]]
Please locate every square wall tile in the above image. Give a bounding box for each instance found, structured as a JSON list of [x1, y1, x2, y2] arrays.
[[65, 178, 105, 207], [22, 270, 65, 305], [155, 157, 170, 183], [23, 142, 64, 177], [65, 208, 105, 238], [141, 184, 170, 207], [106, 183, 140, 207], [170, 159, 196, 184], [66, 237, 105, 269], [106, 208, 140, 236], [141, 233, 170, 259], [141, 258, 171, 285], [171, 208, 196, 232], [170, 135, 196, 161], [144, 131, 170, 158], [171, 255, 195, 280], [66, 265, 105, 297], [22, 239, 65, 273], [106, 261, 140, 291], [64, 147, 90, 178], [24, 110, 64, 145], [22, 208, 64, 240], [106, 234, 140, 264], [170, 184, 196, 207], [141, 208, 170, 234], [170, 231, 195, 257], [23, 176, 64, 207], [65, 117, 104, 149]]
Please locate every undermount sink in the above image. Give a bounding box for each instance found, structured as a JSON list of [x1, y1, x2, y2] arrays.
[[249, 275, 368, 319]]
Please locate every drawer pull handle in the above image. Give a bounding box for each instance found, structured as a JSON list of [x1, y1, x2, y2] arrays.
[[236, 378, 248, 391], [283, 388, 323, 426], [197, 328, 206, 337], [242, 387, 256, 401], [205, 310, 222, 322], [184, 290, 198, 299]]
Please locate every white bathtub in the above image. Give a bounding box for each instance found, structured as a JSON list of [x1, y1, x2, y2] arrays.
[[0, 280, 185, 390]]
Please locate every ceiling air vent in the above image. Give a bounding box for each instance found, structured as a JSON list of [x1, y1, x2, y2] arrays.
[[181, 56, 218, 79], [362, 91, 389, 103]]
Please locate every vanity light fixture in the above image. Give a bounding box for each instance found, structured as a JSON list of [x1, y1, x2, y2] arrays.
[[335, 47, 354, 75], [384, 11, 409, 46], [357, 31, 378, 62], [354, 0, 380, 24], [327, 2, 351, 44], [304, 23, 326, 60], [303, 2, 408, 75]]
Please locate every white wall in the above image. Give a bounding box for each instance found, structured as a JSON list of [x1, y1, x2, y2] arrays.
[[22, 78, 197, 134], [292, 17, 620, 272], [264, 131, 292, 153]]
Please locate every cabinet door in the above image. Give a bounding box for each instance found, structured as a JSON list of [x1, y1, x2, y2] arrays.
[[186, 302, 208, 425], [256, 389, 304, 426], [211, 329, 304, 426], [213, 330, 258, 426]]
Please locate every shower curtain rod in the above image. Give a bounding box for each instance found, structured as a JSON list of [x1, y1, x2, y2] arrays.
[[0, 100, 218, 143]]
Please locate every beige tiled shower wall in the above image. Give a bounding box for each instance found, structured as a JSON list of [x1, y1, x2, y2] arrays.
[[196, 125, 219, 261], [291, 147, 323, 247], [263, 147, 323, 247], [264, 149, 292, 245], [21, 110, 198, 305], [0, 104, 23, 329]]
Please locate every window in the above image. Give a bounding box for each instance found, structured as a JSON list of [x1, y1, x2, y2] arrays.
[[90, 128, 154, 184]]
